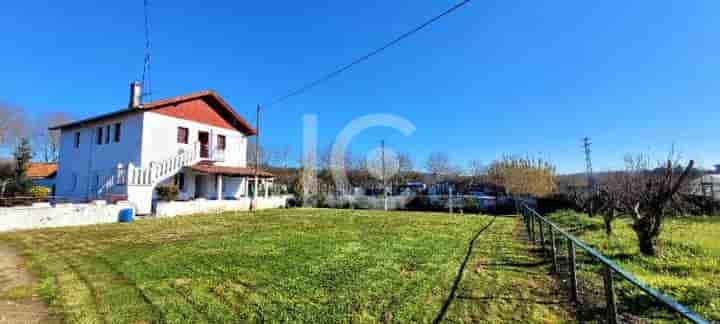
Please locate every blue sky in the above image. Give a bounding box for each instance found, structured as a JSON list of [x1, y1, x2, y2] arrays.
[[1, 1, 719, 173]]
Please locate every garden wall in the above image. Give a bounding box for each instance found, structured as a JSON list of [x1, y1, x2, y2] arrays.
[[323, 195, 413, 210], [155, 196, 292, 218], [0, 201, 135, 232]]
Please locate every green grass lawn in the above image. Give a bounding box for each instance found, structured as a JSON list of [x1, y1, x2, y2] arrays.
[[0, 209, 572, 323], [545, 210, 720, 322]]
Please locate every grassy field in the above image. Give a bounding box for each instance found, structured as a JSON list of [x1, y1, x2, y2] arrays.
[[0, 209, 572, 323], [545, 210, 720, 322]]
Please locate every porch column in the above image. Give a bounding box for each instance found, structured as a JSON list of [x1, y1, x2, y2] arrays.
[[243, 178, 248, 197], [253, 176, 259, 200], [264, 180, 269, 198], [217, 174, 223, 201]]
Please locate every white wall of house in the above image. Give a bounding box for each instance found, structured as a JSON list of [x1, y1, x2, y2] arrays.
[[205, 175, 248, 200], [55, 112, 144, 201], [54, 103, 256, 215], [140, 112, 249, 168], [156, 173, 249, 201]]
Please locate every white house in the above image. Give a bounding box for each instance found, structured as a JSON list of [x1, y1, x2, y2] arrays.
[[50, 83, 275, 214], [690, 172, 720, 201]]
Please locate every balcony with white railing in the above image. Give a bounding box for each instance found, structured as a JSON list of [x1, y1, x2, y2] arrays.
[[212, 148, 226, 162]]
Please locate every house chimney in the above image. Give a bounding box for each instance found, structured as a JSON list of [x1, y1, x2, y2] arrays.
[[129, 81, 143, 109]]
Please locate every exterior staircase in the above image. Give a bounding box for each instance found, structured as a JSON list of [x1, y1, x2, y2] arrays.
[[126, 142, 201, 186]]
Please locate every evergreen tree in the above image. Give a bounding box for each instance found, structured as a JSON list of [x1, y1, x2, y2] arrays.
[[11, 137, 33, 194]]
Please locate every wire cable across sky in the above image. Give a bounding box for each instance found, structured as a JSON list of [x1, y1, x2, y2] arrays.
[[265, 0, 472, 107]]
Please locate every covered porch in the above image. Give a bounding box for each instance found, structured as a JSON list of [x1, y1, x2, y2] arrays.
[[169, 162, 276, 202]]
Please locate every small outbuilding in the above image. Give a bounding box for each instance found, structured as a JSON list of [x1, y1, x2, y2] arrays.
[[26, 162, 57, 194]]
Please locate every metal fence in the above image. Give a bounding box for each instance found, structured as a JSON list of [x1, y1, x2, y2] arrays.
[[517, 202, 709, 324]]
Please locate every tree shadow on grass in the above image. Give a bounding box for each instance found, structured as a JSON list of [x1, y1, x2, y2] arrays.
[[456, 295, 565, 306], [432, 215, 498, 324], [477, 260, 549, 268]]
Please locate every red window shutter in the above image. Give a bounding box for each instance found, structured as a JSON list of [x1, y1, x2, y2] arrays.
[[217, 135, 226, 150], [177, 127, 188, 144]]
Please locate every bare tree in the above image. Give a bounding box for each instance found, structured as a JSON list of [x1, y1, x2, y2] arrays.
[[608, 153, 695, 256], [33, 112, 72, 162], [594, 185, 621, 236], [468, 160, 485, 177], [247, 140, 271, 167], [0, 104, 30, 147], [425, 152, 452, 180], [393, 153, 415, 186], [0, 159, 14, 197], [272, 145, 293, 169]]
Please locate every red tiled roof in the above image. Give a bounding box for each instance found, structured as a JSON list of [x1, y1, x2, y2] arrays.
[[190, 161, 274, 178], [26, 163, 57, 179], [49, 90, 256, 135]]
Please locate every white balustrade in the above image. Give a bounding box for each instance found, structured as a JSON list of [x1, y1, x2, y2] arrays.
[[125, 141, 201, 186]]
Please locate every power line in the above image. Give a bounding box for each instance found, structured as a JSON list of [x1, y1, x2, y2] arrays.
[[265, 0, 472, 107]]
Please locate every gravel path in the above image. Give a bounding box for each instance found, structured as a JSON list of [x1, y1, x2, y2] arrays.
[[0, 245, 56, 324]]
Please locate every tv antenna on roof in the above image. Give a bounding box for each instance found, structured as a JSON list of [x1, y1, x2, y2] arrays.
[[141, 0, 153, 100]]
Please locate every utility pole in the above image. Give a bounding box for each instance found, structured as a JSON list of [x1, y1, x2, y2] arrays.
[[582, 137, 595, 217], [582, 137, 594, 190], [381, 140, 388, 211], [252, 104, 261, 212]]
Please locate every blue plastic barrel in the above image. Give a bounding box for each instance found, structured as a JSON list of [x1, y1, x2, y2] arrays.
[[119, 208, 134, 223]]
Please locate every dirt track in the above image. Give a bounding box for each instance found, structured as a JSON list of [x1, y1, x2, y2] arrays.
[[0, 245, 55, 324]]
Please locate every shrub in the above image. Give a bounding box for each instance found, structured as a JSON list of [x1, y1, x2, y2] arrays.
[[462, 197, 481, 214], [286, 196, 300, 208], [303, 194, 327, 208], [537, 193, 577, 214], [406, 195, 432, 211], [29, 186, 50, 198], [155, 185, 179, 202]]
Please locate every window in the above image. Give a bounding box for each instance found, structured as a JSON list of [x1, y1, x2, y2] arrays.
[[217, 135, 226, 150], [97, 127, 103, 145], [74, 132, 80, 148], [114, 123, 121, 143], [177, 127, 189, 144], [105, 125, 111, 144], [174, 173, 185, 191], [70, 173, 78, 191]]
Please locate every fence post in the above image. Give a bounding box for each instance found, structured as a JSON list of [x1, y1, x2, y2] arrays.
[[525, 209, 532, 240], [567, 238, 578, 302], [539, 220, 546, 253], [528, 212, 534, 242], [603, 265, 618, 324], [550, 227, 558, 273]]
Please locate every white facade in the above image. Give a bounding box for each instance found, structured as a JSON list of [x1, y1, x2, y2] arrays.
[[56, 113, 144, 202], [54, 95, 273, 215], [140, 112, 248, 168]]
